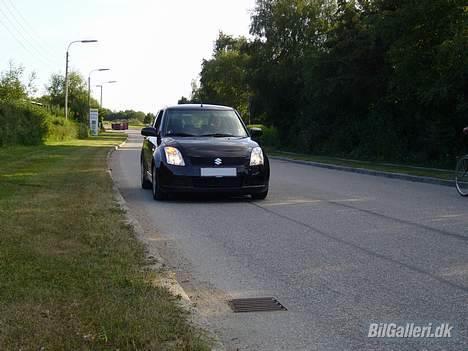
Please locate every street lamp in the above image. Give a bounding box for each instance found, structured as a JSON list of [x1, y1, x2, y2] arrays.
[[95, 80, 117, 107], [88, 68, 110, 112], [64, 39, 97, 120]]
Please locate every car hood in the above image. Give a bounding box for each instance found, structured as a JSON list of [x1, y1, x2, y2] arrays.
[[162, 137, 258, 158]]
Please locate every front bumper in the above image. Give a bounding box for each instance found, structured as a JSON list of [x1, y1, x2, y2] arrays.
[[157, 163, 269, 194]]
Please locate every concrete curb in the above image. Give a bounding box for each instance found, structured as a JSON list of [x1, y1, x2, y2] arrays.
[[106, 138, 225, 351], [116, 139, 127, 150], [270, 156, 454, 187]]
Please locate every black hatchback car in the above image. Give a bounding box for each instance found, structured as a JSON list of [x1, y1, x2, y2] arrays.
[[140, 104, 270, 200]]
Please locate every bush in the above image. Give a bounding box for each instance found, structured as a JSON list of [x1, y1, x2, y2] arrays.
[[247, 124, 280, 149], [0, 100, 78, 146], [0, 101, 47, 146], [46, 116, 78, 142], [78, 123, 89, 139], [260, 125, 280, 149]]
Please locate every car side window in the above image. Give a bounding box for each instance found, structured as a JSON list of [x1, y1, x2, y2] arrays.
[[153, 110, 164, 131]]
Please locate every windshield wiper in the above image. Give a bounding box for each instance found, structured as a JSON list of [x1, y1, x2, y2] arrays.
[[166, 132, 195, 137], [199, 133, 238, 137]]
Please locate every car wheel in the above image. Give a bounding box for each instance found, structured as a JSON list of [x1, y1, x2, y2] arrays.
[[251, 189, 268, 200], [152, 164, 167, 201], [141, 159, 152, 189]]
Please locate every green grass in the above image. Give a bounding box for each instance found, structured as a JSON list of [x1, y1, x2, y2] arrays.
[[0, 132, 210, 350], [269, 150, 455, 181], [46, 116, 79, 142], [128, 119, 146, 128], [129, 125, 145, 131]]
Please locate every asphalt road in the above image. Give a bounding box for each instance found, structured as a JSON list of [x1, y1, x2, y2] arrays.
[[111, 130, 467, 351]]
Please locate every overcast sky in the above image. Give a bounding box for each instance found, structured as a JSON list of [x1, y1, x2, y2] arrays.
[[0, 0, 256, 113]]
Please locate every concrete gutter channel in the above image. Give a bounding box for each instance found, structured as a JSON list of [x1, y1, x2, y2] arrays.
[[105, 136, 453, 350], [270, 156, 454, 187], [106, 137, 225, 351]]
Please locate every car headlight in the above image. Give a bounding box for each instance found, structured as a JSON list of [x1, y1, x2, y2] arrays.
[[164, 146, 185, 166], [250, 147, 264, 166]]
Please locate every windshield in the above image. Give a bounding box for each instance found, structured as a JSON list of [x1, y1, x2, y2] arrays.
[[163, 109, 248, 138]]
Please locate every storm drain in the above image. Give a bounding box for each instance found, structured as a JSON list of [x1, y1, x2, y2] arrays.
[[228, 297, 287, 313]]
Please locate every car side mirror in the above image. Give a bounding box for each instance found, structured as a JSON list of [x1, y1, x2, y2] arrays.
[[249, 127, 263, 138], [156, 131, 162, 145], [141, 127, 158, 137]]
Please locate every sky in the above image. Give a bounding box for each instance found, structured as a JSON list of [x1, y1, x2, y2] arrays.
[[0, 0, 256, 113]]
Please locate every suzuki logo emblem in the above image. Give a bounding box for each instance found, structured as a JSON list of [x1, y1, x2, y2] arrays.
[[214, 158, 222, 166]]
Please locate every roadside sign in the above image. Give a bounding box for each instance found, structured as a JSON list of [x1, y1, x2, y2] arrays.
[[89, 109, 99, 136]]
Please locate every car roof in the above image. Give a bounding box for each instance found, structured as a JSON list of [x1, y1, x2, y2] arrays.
[[165, 104, 234, 111]]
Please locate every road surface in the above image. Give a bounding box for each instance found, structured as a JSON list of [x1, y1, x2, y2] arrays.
[[111, 130, 467, 351]]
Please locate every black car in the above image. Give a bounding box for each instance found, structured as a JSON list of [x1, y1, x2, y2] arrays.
[[140, 104, 270, 200]]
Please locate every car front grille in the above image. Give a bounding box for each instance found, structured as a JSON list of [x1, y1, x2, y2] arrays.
[[192, 177, 242, 188], [190, 157, 247, 167]]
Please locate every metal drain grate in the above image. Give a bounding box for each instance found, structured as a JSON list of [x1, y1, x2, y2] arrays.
[[228, 297, 287, 313]]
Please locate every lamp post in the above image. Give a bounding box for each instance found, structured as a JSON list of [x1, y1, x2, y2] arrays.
[[96, 80, 117, 107], [64, 39, 97, 120], [88, 68, 110, 113]]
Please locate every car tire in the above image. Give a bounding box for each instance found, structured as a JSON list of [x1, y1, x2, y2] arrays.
[[152, 164, 168, 201], [141, 159, 152, 189], [251, 189, 268, 200]]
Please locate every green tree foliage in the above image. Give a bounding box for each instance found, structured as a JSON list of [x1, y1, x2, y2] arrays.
[[144, 112, 156, 125], [248, 0, 335, 145], [377, 0, 467, 161], [0, 101, 46, 145], [0, 63, 83, 146], [0, 61, 28, 101], [188, 0, 467, 165], [128, 110, 146, 123], [0, 100, 78, 146], [190, 32, 252, 119], [43, 71, 99, 123], [104, 109, 146, 123], [98, 107, 112, 128], [178, 96, 191, 104]]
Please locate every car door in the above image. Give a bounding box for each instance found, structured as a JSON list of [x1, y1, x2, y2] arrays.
[[143, 110, 163, 174]]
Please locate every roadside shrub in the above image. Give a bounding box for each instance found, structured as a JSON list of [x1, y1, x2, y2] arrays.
[[46, 116, 79, 142], [248, 124, 280, 149], [259, 125, 280, 149], [0, 100, 78, 146], [78, 123, 90, 139], [0, 100, 47, 146], [45, 104, 65, 118]]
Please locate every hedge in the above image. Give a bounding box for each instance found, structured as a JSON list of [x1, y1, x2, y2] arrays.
[[0, 101, 78, 146]]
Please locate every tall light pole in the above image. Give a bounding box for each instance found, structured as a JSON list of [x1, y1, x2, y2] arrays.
[[96, 80, 117, 107], [88, 68, 110, 112], [65, 39, 97, 120]]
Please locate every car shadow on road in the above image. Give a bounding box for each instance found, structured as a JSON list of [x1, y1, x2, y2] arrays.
[[166, 192, 254, 204]]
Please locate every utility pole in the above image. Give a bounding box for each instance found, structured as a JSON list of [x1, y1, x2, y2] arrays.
[[64, 40, 98, 119], [96, 80, 117, 108], [64, 50, 69, 119], [88, 68, 110, 115]]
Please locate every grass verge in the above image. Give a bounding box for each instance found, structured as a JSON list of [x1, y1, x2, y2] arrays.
[[0, 132, 210, 350], [269, 150, 455, 181]]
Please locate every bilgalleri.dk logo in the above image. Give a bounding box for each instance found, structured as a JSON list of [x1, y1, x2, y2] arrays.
[[368, 322, 453, 338]]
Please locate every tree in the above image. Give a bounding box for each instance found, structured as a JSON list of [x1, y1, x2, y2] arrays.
[[144, 112, 155, 125], [128, 110, 146, 123], [177, 96, 191, 104], [193, 32, 252, 119], [44, 71, 99, 123], [183, 0, 467, 164], [104, 109, 147, 123], [0, 61, 28, 101], [248, 0, 333, 144], [377, 0, 467, 161], [99, 107, 112, 127]]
